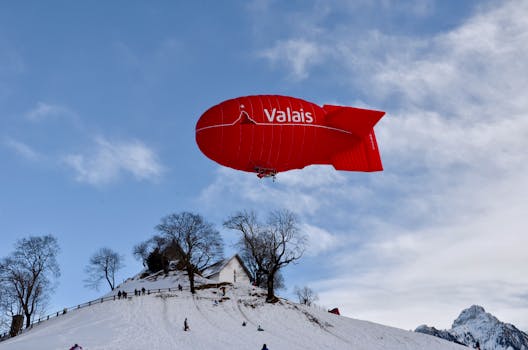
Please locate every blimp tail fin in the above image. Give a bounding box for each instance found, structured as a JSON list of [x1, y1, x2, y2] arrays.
[[331, 131, 383, 172], [323, 105, 384, 138]]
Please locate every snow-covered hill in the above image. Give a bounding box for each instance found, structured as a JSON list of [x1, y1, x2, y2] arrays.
[[1, 271, 466, 350], [416, 305, 528, 350]]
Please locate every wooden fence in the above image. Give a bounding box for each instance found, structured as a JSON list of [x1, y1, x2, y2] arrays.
[[0, 286, 190, 341]]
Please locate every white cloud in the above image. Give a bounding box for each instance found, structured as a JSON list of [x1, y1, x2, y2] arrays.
[[199, 167, 320, 215], [3, 137, 40, 161], [317, 173, 528, 329], [24, 102, 78, 123], [278, 166, 347, 188], [306, 0, 528, 330], [199, 165, 376, 220], [371, 5, 528, 115], [301, 223, 340, 256], [241, 0, 528, 331], [63, 137, 164, 186], [259, 39, 323, 80]]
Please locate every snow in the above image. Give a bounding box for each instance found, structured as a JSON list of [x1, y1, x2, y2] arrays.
[[102, 270, 206, 297], [417, 305, 528, 350], [0, 271, 466, 350], [450, 305, 528, 350]]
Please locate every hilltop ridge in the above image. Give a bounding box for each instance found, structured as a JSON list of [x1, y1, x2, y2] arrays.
[[1, 271, 466, 350]]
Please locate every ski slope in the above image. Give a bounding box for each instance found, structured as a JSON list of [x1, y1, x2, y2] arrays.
[[0, 273, 466, 350]]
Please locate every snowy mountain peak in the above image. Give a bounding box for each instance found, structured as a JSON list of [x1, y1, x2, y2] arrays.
[[452, 305, 497, 328], [416, 305, 528, 350]]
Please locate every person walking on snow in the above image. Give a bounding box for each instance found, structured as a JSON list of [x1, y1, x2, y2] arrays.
[[261, 344, 269, 350], [184, 318, 190, 331], [69, 344, 83, 350]]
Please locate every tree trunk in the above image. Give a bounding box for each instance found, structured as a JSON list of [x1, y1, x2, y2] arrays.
[[188, 267, 195, 294], [266, 271, 276, 302], [24, 310, 31, 329], [105, 268, 114, 290], [255, 269, 264, 288], [106, 275, 114, 290], [10, 315, 24, 337]]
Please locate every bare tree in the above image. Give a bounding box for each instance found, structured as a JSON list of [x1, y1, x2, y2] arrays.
[[0, 287, 24, 337], [133, 235, 167, 270], [225, 209, 306, 302], [225, 211, 267, 286], [132, 241, 150, 267], [238, 247, 285, 290], [0, 235, 60, 329], [0, 287, 18, 335], [156, 212, 223, 294], [294, 285, 318, 306], [84, 247, 124, 291]]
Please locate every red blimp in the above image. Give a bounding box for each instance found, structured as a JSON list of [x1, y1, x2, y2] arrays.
[[195, 95, 385, 178]]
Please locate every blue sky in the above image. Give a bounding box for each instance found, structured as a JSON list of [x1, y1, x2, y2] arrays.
[[1, 0, 527, 331]]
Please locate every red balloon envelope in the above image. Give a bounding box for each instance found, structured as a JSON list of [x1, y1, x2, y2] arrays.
[[196, 95, 385, 178]]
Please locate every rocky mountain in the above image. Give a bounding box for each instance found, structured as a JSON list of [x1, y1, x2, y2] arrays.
[[416, 305, 528, 350]]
